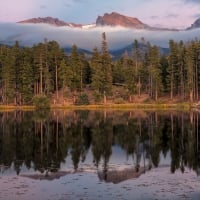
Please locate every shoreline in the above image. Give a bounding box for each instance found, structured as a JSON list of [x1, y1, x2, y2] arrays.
[[0, 102, 193, 111]]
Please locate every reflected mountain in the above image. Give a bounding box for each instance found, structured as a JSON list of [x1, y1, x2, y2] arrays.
[[21, 171, 70, 181], [98, 167, 146, 184]]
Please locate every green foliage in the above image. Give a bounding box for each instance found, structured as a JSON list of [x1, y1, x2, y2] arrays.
[[2, 37, 200, 106], [70, 44, 82, 91], [32, 95, 50, 109], [112, 58, 126, 84], [114, 97, 125, 104], [91, 47, 104, 92], [1, 48, 16, 104], [101, 32, 113, 95], [19, 48, 34, 104], [93, 91, 102, 103], [75, 93, 89, 105], [91, 33, 112, 98]]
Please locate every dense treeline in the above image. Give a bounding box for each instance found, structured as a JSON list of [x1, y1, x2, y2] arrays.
[[1, 33, 200, 105]]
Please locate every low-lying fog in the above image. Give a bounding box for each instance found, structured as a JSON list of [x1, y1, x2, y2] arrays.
[[0, 23, 199, 50]]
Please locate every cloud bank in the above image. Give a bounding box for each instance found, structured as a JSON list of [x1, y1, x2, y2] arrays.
[[0, 23, 200, 51]]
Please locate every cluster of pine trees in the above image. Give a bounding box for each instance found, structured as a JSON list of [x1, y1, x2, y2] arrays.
[[0, 32, 200, 105]]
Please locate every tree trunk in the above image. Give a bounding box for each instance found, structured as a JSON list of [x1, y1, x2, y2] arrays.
[[180, 63, 184, 100], [39, 52, 43, 95], [190, 89, 193, 103], [170, 64, 173, 100], [55, 63, 58, 99], [138, 76, 141, 97], [129, 95, 132, 103], [104, 91, 107, 105], [196, 63, 198, 101], [155, 81, 158, 101]]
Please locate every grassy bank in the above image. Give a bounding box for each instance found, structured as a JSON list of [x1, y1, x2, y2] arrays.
[[50, 102, 191, 110], [0, 102, 192, 111], [0, 105, 35, 111]]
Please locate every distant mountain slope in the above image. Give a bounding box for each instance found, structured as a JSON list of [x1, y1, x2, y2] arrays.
[[63, 47, 92, 57], [96, 12, 178, 31], [18, 17, 82, 28], [18, 12, 178, 31], [110, 43, 169, 60], [96, 12, 148, 29], [62, 43, 169, 60], [186, 18, 200, 30]]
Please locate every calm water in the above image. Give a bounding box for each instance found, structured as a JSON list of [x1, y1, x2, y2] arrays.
[[0, 110, 200, 200]]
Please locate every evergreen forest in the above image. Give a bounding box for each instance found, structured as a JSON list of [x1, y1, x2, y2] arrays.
[[1, 32, 200, 106]]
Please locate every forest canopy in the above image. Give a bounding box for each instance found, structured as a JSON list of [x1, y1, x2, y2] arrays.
[[0, 33, 200, 106]]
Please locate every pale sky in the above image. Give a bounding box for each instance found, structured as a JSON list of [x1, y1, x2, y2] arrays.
[[0, 0, 200, 28]]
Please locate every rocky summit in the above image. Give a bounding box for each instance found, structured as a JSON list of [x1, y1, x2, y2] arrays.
[[18, 17, 82, 28], [187, 18, 200, 30], [96, 12, 148, 29], [17, 12, 181, 31]]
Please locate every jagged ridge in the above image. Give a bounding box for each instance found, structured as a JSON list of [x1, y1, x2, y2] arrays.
[[17, 12, 184, 31], [187, 18, 200, 30], [96, 12, 148, 29], [18, 16, 82, 28], [16, 13, 154, 30]]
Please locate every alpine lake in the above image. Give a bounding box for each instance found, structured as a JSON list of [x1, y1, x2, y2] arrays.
[[0, 109, 200, 200]]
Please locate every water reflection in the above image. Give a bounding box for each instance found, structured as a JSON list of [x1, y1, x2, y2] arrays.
[[0, 110, 200, 182]]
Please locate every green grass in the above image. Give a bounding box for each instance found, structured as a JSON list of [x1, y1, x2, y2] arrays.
[[0, 105, 35, 111], [50, 102, 192, 111], [0, 102, 192, 111]]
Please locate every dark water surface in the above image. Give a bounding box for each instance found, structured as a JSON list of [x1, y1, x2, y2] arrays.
[[0, 109, 200, 200]]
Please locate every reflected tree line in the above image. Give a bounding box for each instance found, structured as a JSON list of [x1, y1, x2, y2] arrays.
[[0, 110, 200, 175]]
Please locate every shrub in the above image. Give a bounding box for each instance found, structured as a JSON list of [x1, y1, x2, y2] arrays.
[[76, 93, 89, 105], [143, 98, 151, 103], [32, 95, 50, 109], [93, 91, 102, 103], [114, 97, 124, 104]]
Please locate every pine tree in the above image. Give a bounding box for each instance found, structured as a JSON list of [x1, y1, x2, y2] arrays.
[[69, 44, 82, 103], [149, 45, 163, 100], [91, 33, 112, 104], [33, 43, 45, 95], [177, 41, 187, 100], [19, 47, 34, 104], [167, 40, 178, 100], [185, 41, 200, 102], [1, 48, 16, 104], [47, 41, 64, 99], [101, 32, 112, 104], [91, 47, 102, 90], [43, 39, 52, 97], [133, 39, 142, 97], [12, 41, 22, 104], [112, 57, 126, 85], [80, 53, 91, 86], [58, 58, 73, 101], [123, 56, 136, 102], [160, 55, 169, 94]]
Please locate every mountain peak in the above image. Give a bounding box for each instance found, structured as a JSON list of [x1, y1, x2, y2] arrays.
[[96, 12, 148, 29], [18, 17, 82, 28], [186, 18, 200, 30], [17, 13, 178, 31], [19, 17, 67, 26]]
